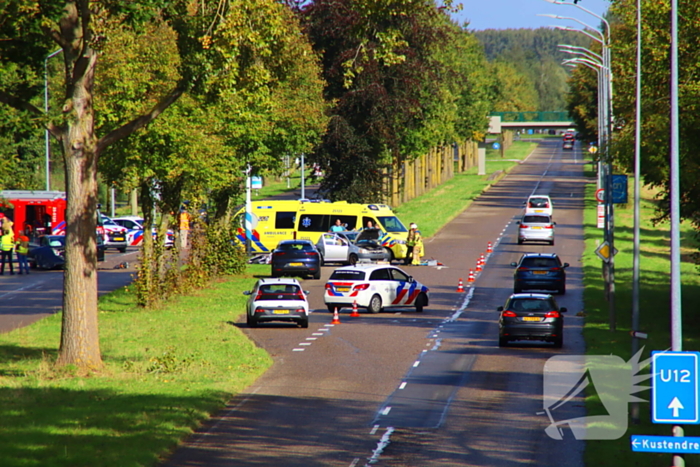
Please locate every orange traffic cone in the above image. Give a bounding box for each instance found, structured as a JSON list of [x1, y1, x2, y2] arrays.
[[487, 242, 493, 253], [456, 278, 465, 293], [350, 300, 360, 317], [467, 269, 475, 282], [479, 253, 485, 266], [331, 307, 341, 324], [475, 259, 482, 272]]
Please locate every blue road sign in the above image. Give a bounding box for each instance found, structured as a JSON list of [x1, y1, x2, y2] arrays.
[[652, 351, 700, 424], [631, 435, 700, 453], [611, 174, 628, 204], [492, 142, 501, 150]]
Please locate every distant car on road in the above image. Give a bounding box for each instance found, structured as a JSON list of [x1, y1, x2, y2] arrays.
[[324, 264, 429, 314], [28, 234, 105, 270], [271, 240, 322, 279], [315, 229, 392, 265], [517, 214, 556, 245], [498, 293, 567, 348], [563, 140, 574, 150], [100, 216, 128, 252], [511, 253, 569, 294], [243, 277, 310, 328], [524, 195, 553, 216]]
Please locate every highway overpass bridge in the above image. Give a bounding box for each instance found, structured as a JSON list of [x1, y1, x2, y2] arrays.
[[490, 111, 575, 130]]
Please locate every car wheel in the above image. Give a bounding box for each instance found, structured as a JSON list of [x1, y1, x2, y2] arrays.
[[549, 239, 555, 246], [517, 238, 523, 245], [415, 293, 427, 313], [319, 254, 325, 266], [246, 315, 257, 327], [349, 253, 358, 266], [559, 283, 566, 295], [312, 269, 321, 280], [299, 319, 309, 329], [271, 270, 279, 278], [553, 336, 563, 348], [368, 294, 382, 314], [118, 247, 127, 253], [498, 336, 508, 347]]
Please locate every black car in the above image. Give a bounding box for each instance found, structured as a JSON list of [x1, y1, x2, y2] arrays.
[[28, 235, 106, 270], [271, 240, 322, 279], [498, 293, 567, 347], [511, 253, 569, 294]]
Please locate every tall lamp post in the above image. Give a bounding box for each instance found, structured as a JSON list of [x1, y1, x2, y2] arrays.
[[44, 49, 62, 192]]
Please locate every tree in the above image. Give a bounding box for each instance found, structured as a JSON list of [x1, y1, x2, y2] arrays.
[[0, 0, 324, 370]]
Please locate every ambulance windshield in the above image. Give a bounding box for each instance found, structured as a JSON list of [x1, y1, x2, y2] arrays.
[[377, 216, 407, 233]]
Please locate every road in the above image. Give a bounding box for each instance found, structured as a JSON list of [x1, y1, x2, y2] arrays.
[[0, 249, 139, 334], [163, 139, 589, 467]]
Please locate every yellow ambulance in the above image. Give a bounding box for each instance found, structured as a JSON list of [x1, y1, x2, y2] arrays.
[[235, 200, 409, 260]]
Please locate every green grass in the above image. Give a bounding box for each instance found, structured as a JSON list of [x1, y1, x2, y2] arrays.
[[581, 183, 700, 466], [394, 141, 537, 238], [0, 268, 272, 467]]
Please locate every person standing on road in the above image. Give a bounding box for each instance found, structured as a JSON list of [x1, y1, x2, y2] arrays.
[[179, 209, 190, 250], [0, 227, 15, 275], [411, 224, 424, 265], [15, 231, 29, 275], [405, 223, 417, 265]]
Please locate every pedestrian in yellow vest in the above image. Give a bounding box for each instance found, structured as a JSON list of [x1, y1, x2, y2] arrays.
[[405, 223, 417, 265], [15, 232, 30, 275], [411, 224, 424, 266], [179, 210, 190, 249], [1, 228, 15, 275]]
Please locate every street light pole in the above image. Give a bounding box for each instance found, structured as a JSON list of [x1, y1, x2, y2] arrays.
[[44, 49, 62, 192]]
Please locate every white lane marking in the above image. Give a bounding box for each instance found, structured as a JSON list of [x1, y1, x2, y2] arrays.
[[306, 337, 317, 341], [381, 406, 392, 416], [413, 361, 420, 368], [364, 427, 395, 467], [431, 338, 443, 351], [399, 382, 407, 390], [370, 424, 380, 435], [312, 333, 324, 336], [298, 343, 311, 346], [349, 458, 360, 467], [292, 348, 305, 352]]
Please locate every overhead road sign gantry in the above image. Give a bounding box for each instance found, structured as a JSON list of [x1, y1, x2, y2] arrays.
[[652, 351, 700, 424]]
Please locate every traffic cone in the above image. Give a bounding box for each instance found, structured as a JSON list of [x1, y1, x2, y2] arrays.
[[479, 253, 485, 266], [467, 269, 475, 282], [456, 278, 465, 293], [331, 307, 341, 324], [350, 300, 360, 317], [487, 242, 493, 253], [475, 258, 482, 272]]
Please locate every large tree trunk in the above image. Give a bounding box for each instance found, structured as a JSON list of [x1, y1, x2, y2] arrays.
[[56, 46, 103, 370]]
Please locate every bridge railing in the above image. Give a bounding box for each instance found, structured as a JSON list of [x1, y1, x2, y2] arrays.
[[491, 111, 572, 122]]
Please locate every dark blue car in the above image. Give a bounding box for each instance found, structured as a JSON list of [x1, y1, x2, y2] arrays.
[[270, 240, 321, 279], [511, 253, 569, 295], [29, 235, 105, 270]]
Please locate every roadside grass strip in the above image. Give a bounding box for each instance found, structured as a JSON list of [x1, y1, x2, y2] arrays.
[[582, 181, 700, 466]]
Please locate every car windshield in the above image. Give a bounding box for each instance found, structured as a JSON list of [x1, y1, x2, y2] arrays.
[[329, 270, 366, 281], [509, 299, 554, 312], [46, 237, 66, 247], [523, 215, 551, 224], [341, 232, 359, 242], [377, 216, 407, 233], [528, 198, 549, 208], [257, 283, 303, 300], [277, 242, 315, 252], [521, 257, 560, 268]]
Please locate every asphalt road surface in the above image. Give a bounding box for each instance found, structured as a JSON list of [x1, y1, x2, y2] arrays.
[[163, 139, 589, 467], [0, 248, 139, 334]]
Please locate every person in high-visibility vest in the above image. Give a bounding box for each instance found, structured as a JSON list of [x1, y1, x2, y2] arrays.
[[0, 227, 15, 275], [15, 231, 29, 275], [411, 224, 424, 266], [405, 223, 418, 265], [179, 210, 190, 249]]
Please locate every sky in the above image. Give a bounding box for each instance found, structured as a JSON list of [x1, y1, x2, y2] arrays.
[[452, 0, 611, 31]]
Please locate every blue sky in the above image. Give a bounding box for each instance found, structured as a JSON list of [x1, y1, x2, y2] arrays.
[[451, 0, 611, 31]]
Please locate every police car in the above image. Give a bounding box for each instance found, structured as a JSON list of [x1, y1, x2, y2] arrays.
[[324, 264, 429, 314]]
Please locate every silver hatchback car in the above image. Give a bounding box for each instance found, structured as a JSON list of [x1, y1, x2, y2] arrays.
[[517, 214, 556, 245]]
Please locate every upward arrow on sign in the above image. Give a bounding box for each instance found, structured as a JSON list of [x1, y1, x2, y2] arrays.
[[669, 397, 685, 418]]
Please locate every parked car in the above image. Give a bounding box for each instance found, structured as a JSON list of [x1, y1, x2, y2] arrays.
[[112, 216, 175, 247], [498, 293, 567, 348], [315, 229, 392, 265], [28, 234, 105, 269], [517, 214, 556, 245], [524, 195, 553, 216], [511, 253, 569, 294], [271, 240, 322, 279], [243, 277, 310, 328], [100, 216, 128, 252], [324, 264, 429, 314]]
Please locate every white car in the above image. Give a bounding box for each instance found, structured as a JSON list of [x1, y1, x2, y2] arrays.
[[100, 216, 128, 252], [243, 277, 310, 328], [324, 264, 429, 314], [524, 195, 553, 216], [315, 229, 392, 265], [517, 213, 556, 245], [112, 216, 175, 247]]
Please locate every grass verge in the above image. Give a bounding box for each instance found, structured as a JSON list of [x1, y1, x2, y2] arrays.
[[582, 182, 700, 465], [0, 267, 271, 467]]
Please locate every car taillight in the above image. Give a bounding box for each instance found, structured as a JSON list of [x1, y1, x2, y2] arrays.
[[517, 267, 529, 271], [254, 307, 265, 314], [325, 283, 332, 290], [255, 291, 262, 300], [274, 252, 285, 256], [352, 283, 371, 292], [519, 224, 528, 229], [305, 251, 318, 256], [502, 310, 517, 317], [545, 225, 553, 229], [296, 308, 306, 313], [296, 291, 305, 300], [550, 267, 560, 271], [545, 311, 561, 318]]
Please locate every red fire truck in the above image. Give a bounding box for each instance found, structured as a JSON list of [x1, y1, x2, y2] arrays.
[[0, 190, 67, 237]]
